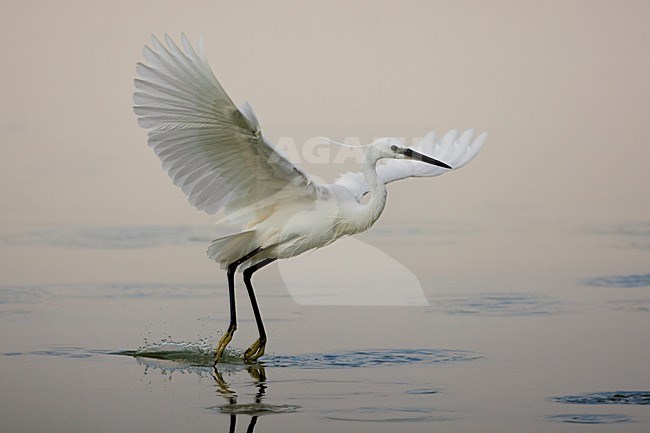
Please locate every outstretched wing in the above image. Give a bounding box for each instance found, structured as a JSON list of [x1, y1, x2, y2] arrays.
[[134, 34, 325, 215], [335, 129, 486, 200]]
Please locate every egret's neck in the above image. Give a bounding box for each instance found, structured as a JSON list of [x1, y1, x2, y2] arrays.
[[358, 150, 387, 230]]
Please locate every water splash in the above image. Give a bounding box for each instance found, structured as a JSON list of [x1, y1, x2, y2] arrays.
[[19, 341, 481, 372], [119, 340, 221, 367], [118, 342, 480, 370]]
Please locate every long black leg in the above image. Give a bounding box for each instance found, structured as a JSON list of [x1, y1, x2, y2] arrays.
[[214, 247, 264, 364], [243, 259, 276, 340], [241, 258, 276, 361]]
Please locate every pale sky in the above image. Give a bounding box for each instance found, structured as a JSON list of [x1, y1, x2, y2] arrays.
[[1, 0, 649, 229]]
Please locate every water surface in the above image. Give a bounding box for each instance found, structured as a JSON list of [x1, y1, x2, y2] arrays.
[[1, 219, 649, 432]]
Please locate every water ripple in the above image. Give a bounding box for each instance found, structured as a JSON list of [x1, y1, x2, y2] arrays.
[[325, 406, 455, 423], [584, 274, 650, 288], [548, 414, 631, 424], [266, 349, 481, 369], [584, 222, 650, 250], [0, 225, 216, 249], [363, 220, 481, 244], [551, 391, 650, 405], [607, 299, 650, 313], [13, 342, 481, 373], [585, 221, 650, 237], [0, 282, 217, 304], [119, 342, 480, 370], [430, 293, 561, 316], [5, 347, 113, 359], [207, 403, 300, 415]]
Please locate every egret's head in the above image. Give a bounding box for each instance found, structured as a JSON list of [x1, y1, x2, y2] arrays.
[[374, 138, 452, 169]]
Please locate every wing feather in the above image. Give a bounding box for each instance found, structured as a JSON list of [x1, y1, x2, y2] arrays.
[[134, 34, 324, 217], [335, 129, 486, 200]]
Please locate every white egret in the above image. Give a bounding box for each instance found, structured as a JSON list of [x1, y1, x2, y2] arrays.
[[133, 34, 486, 364]]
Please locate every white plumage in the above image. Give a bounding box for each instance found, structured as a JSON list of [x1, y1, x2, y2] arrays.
[[133, 34, 486, 363], [335, 129, 485, 200]]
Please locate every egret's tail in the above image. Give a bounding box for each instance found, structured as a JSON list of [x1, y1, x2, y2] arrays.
[[207, 230, 257, 269]]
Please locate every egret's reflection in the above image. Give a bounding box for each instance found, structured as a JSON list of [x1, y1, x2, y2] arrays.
[[212, 365, 267, 433], [124, 346, 300, 430]]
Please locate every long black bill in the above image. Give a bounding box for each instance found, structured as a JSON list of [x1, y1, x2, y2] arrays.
[[404, 148, 453, 169]]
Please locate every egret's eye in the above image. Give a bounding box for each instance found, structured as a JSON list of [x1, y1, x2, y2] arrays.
[[390, 145, 398, 152]]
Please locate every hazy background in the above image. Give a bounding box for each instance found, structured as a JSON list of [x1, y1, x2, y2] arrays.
[[1, 0, 649, 289], [1, 3, 649, 431]]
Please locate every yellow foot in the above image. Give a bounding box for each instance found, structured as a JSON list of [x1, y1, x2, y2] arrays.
[[213, 325, 236, 365], [243, 338, 266, 362]]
